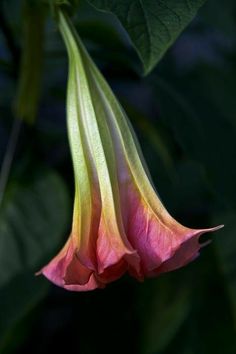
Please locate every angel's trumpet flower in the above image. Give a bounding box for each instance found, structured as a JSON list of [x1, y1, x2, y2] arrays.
[[39, 11, 222, 291]]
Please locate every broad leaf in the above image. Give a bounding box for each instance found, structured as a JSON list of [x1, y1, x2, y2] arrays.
[[0, 171, 70, 287], [0, 170, 70, 351], [87, 0, 206, 74]]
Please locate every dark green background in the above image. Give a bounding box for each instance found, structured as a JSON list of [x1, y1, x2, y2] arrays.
[[0, 0, 235, 353]]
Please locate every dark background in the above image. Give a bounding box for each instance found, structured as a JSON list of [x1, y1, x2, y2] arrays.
[[0, 1, 236, 353]]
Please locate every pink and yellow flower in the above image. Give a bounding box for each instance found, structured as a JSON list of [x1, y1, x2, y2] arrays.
[[38, 12, 222, 291]]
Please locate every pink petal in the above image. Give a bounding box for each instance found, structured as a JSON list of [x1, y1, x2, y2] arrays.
[[96, 217, 141, 280], [124, 182, 223, 277], [38, 237, 98, 290]]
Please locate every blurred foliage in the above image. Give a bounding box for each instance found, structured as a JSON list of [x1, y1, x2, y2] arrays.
[[0, 170, 70, 353], [0, 0, 236, 353], [0, 170, 70, 287]]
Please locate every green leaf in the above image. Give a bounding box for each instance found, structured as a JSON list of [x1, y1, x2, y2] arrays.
[[0, 170, 70, 352], [0, 170, 70, 287], [87, 0, 206, 74]]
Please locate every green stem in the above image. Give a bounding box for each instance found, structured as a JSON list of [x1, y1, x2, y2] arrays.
[[0, 117, 22, 207], [15, 0, 45, 123]]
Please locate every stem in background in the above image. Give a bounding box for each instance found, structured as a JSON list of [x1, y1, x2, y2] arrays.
[[0, 1, 45, 205], [0, 2, 21, 207], [0, 117, 22, 207], [15, 1, 45, 123]]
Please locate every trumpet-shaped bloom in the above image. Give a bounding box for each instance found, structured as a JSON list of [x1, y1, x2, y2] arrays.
[[38, 12, 222, 291]]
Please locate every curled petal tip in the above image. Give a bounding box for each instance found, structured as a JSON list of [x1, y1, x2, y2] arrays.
[[205, 224, 224, 232], [193, 224, 224, 236], [213, 224, 224, 231]]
